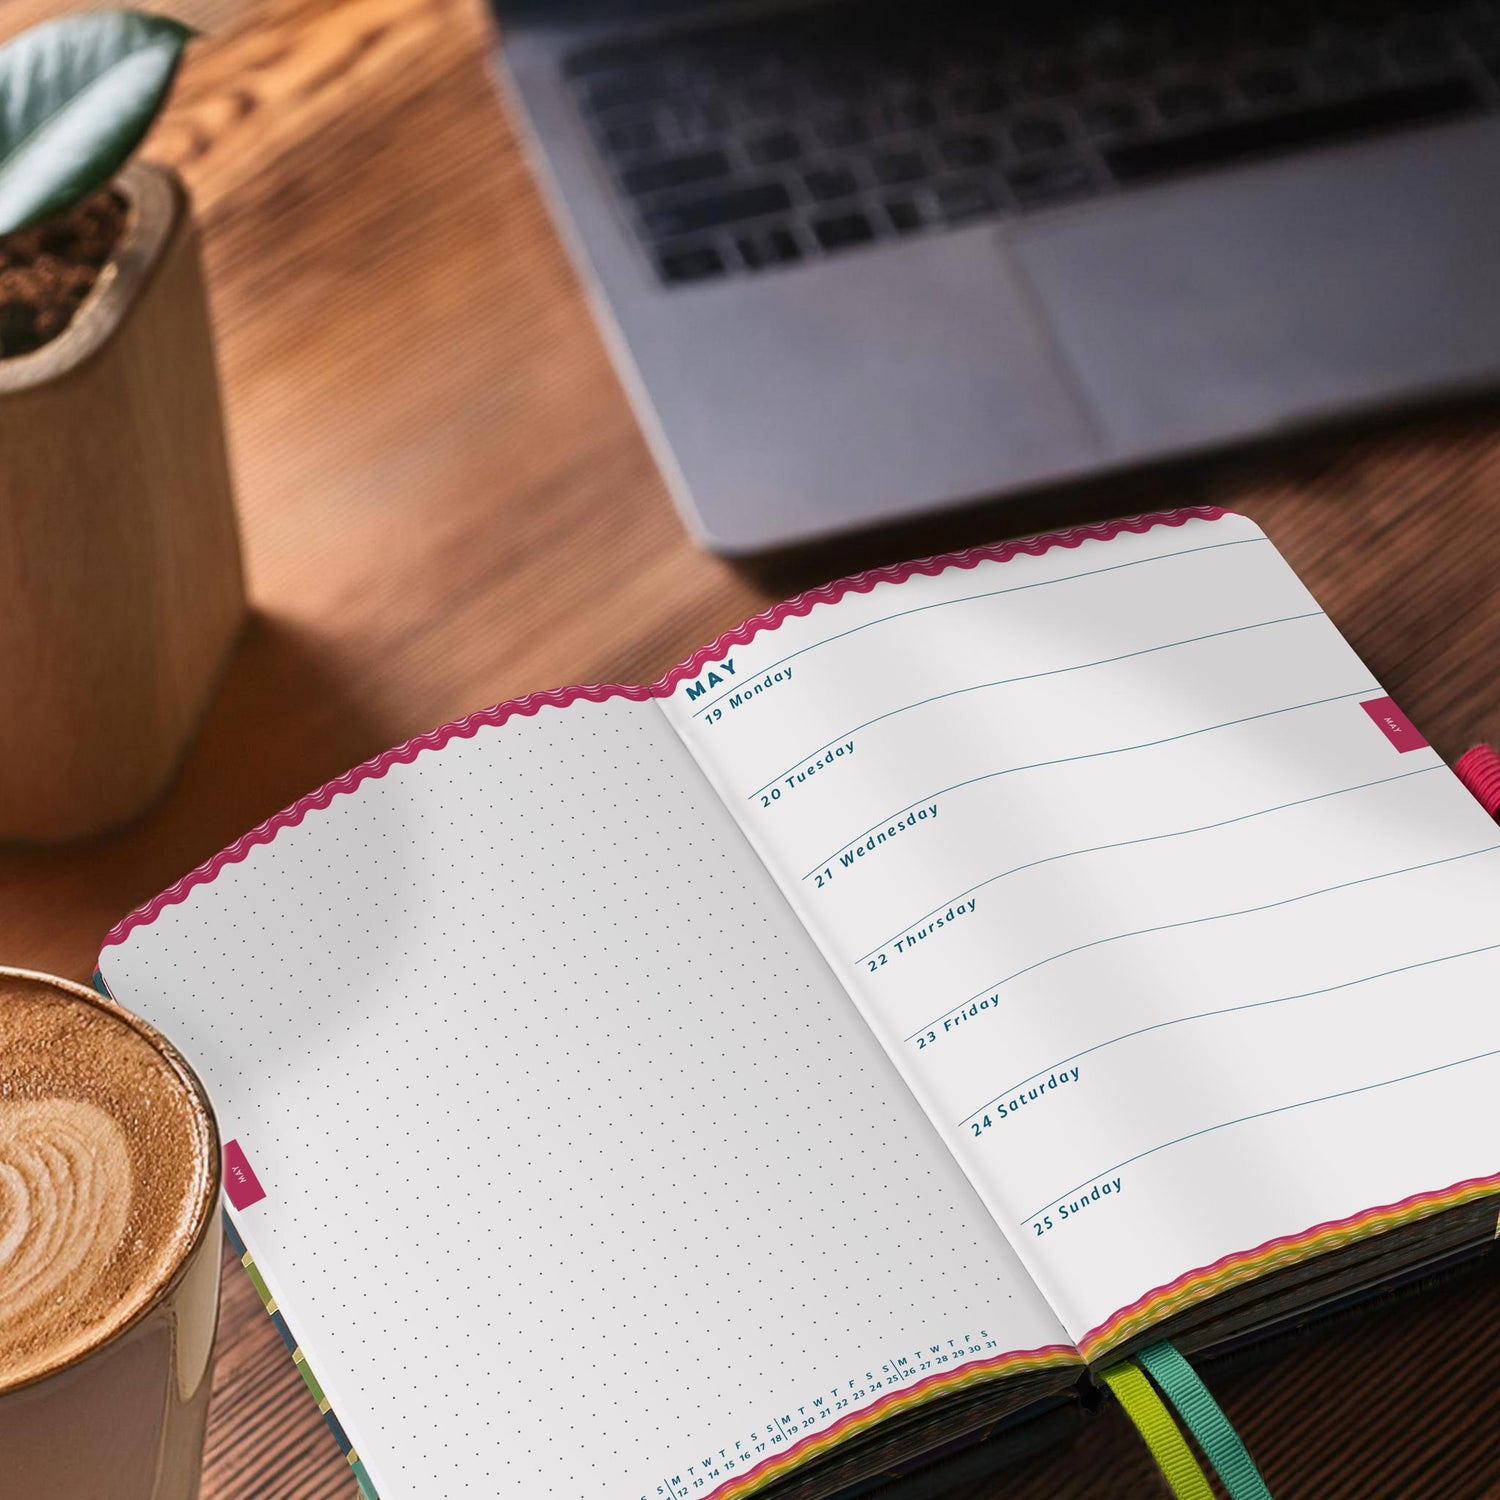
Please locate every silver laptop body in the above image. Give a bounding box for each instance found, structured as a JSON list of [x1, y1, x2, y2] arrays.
[[492, 0, 1500, 554]]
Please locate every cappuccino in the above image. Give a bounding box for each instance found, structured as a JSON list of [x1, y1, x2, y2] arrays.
[[0, 968, 216, 1387], [0, 968, 221, 1500]]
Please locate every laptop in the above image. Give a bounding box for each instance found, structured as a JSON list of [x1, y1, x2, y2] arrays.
[[491, 0, 1500, 554]]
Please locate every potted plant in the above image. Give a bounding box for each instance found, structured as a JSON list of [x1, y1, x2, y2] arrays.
[[0, 10, 245, 842]]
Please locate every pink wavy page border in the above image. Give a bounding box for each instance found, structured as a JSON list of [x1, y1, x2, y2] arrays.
[[99, 503, 1228, 950], [1075, 1166, 1500, 1359]]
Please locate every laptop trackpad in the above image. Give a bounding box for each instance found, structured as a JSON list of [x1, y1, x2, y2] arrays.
[[1007, 119, 1500, 453]]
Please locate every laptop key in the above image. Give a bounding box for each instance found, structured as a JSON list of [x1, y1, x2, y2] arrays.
[[1310, 47, 1383, 96], [948, 78, 1010, 118], [1011, 114, 1069, 153], [581, 71, 664, 114], [938, 133, 996, 169], [876, 96, 938, 132], [1236, 65, 1303, 103], [622, 150, 731, 197], [812, 210, 876, 251], [1078, 98, 1141, 136], [1008, 158, 1093, 206], [1017, 55, 1080, 97], [815, 112, 871, 148], [667, 99, 730, 142], [804, 165, 860, 202], [737, 226, 802, 269], [743, 82, 799, 118], [745, 130, 803, 166], [656, 244, 726, 283], [601, 117, 660, 155], [884, 199, 925, 233], [1155, 83, 1226, 124], [871, 149, 927, 185], [934, 178, 995, 223], [766, 226, 802, 263], [643, 181, 793, 238]]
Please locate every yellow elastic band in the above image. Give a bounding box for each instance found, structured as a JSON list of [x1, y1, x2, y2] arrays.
[[1102, 1360, 1216, 1500]]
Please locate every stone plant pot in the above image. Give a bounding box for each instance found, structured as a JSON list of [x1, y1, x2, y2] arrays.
[[0, 160, 245, 843]]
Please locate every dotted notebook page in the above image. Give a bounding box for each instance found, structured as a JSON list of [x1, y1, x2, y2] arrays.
[[100, 698, 1073, 1500]]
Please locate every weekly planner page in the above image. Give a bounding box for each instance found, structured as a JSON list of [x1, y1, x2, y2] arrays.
[[661, 509, 1500, 1358]]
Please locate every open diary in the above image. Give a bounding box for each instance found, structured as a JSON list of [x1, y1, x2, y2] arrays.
[[97, 508, 1500, 1500]]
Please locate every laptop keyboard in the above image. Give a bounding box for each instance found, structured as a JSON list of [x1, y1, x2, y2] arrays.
[[563, 0, 1500, 285]]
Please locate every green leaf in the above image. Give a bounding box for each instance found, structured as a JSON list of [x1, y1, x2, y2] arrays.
[[0, 10, 193, 236]]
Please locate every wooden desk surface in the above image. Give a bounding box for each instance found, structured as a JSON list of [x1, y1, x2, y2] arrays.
[[2, 0, 1499, 1493]]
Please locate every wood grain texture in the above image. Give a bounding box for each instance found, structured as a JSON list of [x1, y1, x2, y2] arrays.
[[0, 161, 244, 841], [0, 0, 1498, 1493]]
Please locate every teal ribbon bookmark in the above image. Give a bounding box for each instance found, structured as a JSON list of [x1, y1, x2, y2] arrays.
[[1137, 1341, 1274, 1500]]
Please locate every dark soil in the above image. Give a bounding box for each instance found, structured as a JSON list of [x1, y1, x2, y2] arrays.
[[0, 190, 128, 359]]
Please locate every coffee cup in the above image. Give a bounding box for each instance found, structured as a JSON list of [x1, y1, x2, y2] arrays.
[[0, 967, 221, 1499]]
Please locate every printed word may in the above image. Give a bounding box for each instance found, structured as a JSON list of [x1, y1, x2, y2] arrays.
[[683, 659, 736, 700]]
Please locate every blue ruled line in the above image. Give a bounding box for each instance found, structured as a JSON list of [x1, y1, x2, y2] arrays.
[[960, 939, 1500, 1127], [803, 687, 1378, 880], [855, 766, 1439, 966], [905, 843, 1500, 1042], [748, 611, 1322, 800], [1020, 1044, 1500, 1227]]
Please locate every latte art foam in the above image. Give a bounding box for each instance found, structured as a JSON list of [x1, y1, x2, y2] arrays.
[[0, 971, 216, 1389]]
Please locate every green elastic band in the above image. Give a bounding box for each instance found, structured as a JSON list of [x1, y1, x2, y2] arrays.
[[1102, 1361, 1216, 1500], [1138, 1342, 1274, 1500]]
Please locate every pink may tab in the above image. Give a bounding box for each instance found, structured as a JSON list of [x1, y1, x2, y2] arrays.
[[223, 1139, 267, 1210], [1360, 696, 1429, 754]]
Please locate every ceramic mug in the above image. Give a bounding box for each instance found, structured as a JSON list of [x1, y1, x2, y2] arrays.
[[0, 968, 222, 1499]]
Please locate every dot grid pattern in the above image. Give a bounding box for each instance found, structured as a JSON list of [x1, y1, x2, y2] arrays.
[[101, 698, 1068, 1498]]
